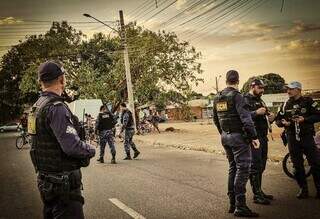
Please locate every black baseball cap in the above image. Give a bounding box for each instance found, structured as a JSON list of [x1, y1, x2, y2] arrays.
[[226, 70, 239, 83], [38, 61, 65, 82], [250, 79, 265, 87]]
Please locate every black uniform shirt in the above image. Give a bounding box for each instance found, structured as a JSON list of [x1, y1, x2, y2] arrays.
[[275, 96, 320, 135]]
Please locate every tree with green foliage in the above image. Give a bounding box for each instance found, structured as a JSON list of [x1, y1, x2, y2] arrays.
[[0, 21, 203, 123], [241, 73, 286, 94], [0, 21, 84, 123]]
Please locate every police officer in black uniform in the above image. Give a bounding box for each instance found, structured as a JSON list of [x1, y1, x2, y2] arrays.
[[96, 105, 117, 164], [120, 103, 140, 160], [244, 79, 274, 205], [213, 70, 260, 217], [28, 61, 96, 218], [275, 81, 320, 199]]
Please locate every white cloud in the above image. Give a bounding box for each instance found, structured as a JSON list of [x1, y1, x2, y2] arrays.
[[176, 0, 187, 10], [0, 17, 23, 25]]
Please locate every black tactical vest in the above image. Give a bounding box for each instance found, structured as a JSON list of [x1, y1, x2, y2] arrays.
[[243, 93, 268, 136], [97, 112, 115, 131], [215, 89, 243, 133], [30, 95, 81, 173]]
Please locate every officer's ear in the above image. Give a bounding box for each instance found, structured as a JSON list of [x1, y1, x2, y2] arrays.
[[58, 75, 65, 86]]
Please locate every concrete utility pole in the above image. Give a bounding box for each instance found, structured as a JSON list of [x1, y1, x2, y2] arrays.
[[119, 10, 136, 130], [83, 12, 137, 130]]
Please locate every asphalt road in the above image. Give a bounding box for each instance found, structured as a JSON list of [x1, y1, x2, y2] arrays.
[[0, 132, 319, 219]]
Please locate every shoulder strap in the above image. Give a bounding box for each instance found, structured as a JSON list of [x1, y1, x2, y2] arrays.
[[279, 99, 290, 115]]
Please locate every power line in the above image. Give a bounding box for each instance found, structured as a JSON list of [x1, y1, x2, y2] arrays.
[[159, 0, 211, 28], [127, 0, 154, 18], [190, 0, 268, 43], [0, 19, 116, 23], [135, 0, 171, 21], [184, 0, 250, 39], [178, 0, 230, 27], [165, 0, 222, 30], [142, 0, 179, 25], [178, 0, 242, 38]]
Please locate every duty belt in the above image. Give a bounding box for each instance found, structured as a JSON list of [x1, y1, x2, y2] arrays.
[[39, 173, 69, 184]]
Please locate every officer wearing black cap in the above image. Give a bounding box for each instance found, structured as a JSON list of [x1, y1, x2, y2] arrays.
[[213, 70, 260, 217], [28, 61, 96, 218], [96, 105, 117, 164], [275, 81, 320, 199], [244, 79, 274, 205]]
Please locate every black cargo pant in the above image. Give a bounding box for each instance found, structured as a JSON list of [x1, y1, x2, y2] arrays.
[[42, 191, 84, 219], [250, 135, 268, 175], [287, 133, 320, 191], [99, 129, 116, 158], [37, 170, 85, 219], [221, 132, 252, 206], [124, 129, 138, 155]]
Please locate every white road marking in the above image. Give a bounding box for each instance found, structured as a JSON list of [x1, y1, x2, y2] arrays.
[[109, 198, 146, 219]]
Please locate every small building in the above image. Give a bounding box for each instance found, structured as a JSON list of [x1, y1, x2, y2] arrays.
[[261, 93, 288, 111], [165, 103, 183, 121], [67, 99, 103, 121], [188, 99, 209, 119], [165, 99, 210, 121]]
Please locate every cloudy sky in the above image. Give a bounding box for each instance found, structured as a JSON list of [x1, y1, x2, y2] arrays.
[[1, 0, 319, 94]]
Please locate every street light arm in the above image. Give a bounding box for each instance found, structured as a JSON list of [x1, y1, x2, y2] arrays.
[[83, 13, 119, 33]]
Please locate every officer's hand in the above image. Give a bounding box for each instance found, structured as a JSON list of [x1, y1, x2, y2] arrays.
[[281, 119, 291, 127], [294, 116, 305, 124], [252, 139, 260, 149], [256, 107, 267, 115]]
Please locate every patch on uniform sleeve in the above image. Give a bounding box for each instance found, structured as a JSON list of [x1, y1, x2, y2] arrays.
[[312, 102, 318, 108], [66, 126, 77, 135], [53, 101, 63, 106], [216, 101, 228, 112]]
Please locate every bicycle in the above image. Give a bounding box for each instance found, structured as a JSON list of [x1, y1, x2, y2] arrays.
[[282, 152, 312, 179], [16, 131, 31, 150], [137, 120, 153, 135]]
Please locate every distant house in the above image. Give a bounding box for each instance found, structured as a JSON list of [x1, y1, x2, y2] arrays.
[[165, 103, 183, 121], [165, 99, 211, 120], [188, 99, 209, 119]]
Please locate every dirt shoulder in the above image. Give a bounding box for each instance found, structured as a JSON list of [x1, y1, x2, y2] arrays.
[[134, 121, 289, 162]]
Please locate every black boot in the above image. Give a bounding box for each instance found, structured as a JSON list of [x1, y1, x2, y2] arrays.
[[97, 157, 104, 163], [312, 169, 320, 199], [250, 174, 270, 205], [296, 185, 309, 199], [234, 206, 259, 217], [228, 193, 236, 213], [123, 153, 132, 160], [133, 150, 140, 159], [234, 196, 259, 217], [111, 156, 116, 164], [259, 173, 274, 200]]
